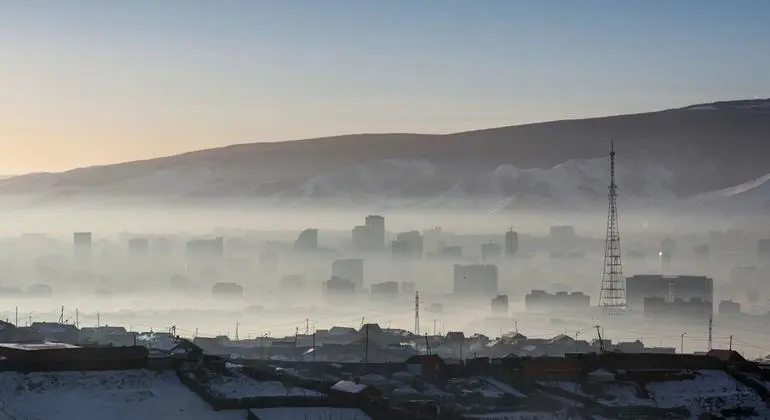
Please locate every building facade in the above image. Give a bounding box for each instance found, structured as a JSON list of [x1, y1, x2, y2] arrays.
[[453, 264, 498, 295], [626, 275, 713, 311], [505, 230, 519, 257], [332, 259, 364, 291]]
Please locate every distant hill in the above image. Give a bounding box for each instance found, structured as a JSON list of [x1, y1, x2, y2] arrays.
[[1, 99, 769, 211]]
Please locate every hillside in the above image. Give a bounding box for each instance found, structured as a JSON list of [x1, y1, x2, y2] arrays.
[[1, 99, 769, 211]]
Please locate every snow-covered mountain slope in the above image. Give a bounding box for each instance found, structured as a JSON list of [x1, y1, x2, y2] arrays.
[[1, 97, 769, 212], [2, 149, 768, 214], [0, 152, 677, 212], [286, 151, 675, 211], [684, 172, 770, 212], [681, 98, 770, 114]]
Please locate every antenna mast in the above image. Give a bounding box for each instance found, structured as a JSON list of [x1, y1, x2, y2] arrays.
[[600, 142, 627, 316]]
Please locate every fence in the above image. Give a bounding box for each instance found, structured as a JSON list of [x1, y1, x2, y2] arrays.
[[236, 364, 342, 400], [175, 367, 336, 411], [235, 359, 408, 378], [0, 346, 148, 373], [175, 365, 441, 419], [0, 358, 146, 373]]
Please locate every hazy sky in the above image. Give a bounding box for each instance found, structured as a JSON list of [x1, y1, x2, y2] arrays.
[[1, 0, 769, 174]]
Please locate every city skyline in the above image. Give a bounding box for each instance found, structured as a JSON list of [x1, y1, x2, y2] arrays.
[[2, 0, 769, 174]]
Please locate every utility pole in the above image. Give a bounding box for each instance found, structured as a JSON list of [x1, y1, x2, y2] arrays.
[[575, 330, 581, 353], [295, 327, 299, 346], [433, 319, 436, 336], [595, 325, 605, 353], [235, 322, 239, 341], [414, 290, 420, 352], [305, 318, 309, 335], [312, 328, 316, 362], [97, 313, 100, 329], [729, 335, 733, 351], [707, 316, 713, 350], [680, 332, 687, 354], [364, 324, 369, 364], [75, 308, 79, 328], [14, 306, 18, 327], [514, 319, 519, 334], [59, 306, 64, 324]]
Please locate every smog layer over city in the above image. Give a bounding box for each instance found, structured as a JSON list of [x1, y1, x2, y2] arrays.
[[2, 1, 770, 419], [2, 135, 770, 358]]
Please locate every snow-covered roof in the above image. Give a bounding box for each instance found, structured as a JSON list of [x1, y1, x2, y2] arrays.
[[359, 374, 387, 386], [392, 371, 414, 380], [0, 342, 80, 351], [548, 334, 574, 345], [587, 369, 615, 381], [331, 380, 368, 394], [392, 386, 419, 395]]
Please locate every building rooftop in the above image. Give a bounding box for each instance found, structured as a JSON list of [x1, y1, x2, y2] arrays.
[[0, 342, 81, 351]]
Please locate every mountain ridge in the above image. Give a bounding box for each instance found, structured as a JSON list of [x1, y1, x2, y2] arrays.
[[16, 97, 770, 176], [1, 99, 769, 212]]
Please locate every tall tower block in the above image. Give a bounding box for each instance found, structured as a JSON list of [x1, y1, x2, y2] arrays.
[[599, 142, 627, 315], [505, 228, 519, 257]]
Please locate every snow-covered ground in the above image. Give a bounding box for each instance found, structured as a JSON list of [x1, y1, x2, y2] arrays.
[[540, 371, 770, 418], [451, 377, 517, 399], [0, 370, 244, 420], [482, 377, 526, 398], [542, 381, 652, 407], [646, 370, 766, 418], [249, 407, 371, 420], [206, 373, 324, 399]]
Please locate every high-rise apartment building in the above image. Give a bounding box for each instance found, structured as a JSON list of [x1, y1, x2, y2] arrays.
[[73, 232, 92, 262], [504, 229, 519, 257]]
